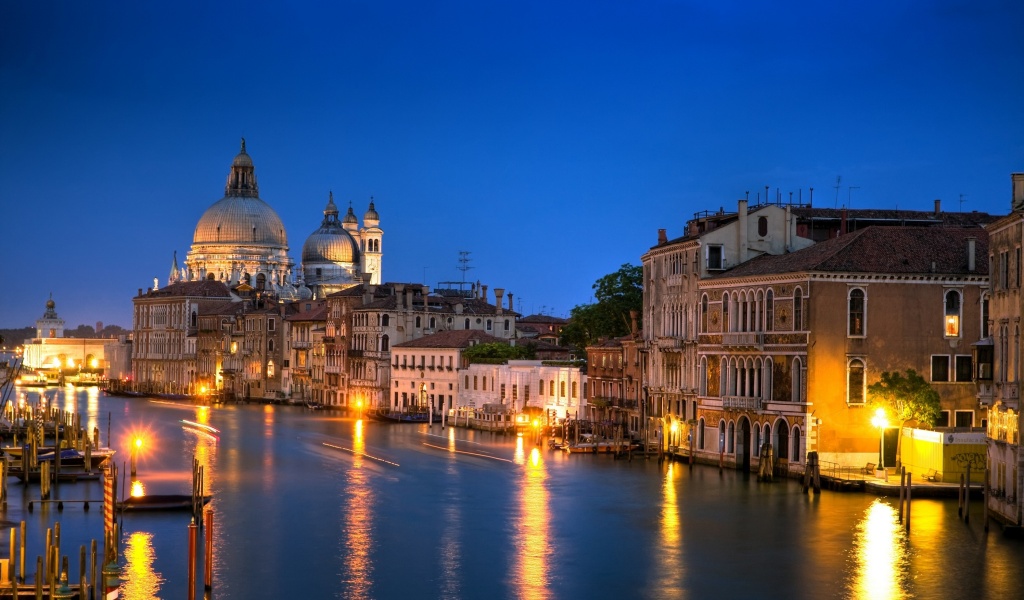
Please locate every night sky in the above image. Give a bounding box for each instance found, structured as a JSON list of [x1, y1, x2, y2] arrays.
[[2, 1, 1022, 331]]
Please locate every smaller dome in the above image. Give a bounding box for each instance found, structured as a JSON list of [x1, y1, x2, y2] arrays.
[[46, 298, 55, 309], [302, 230, 359, 264], [364, 200, 379, 223], [343, 204, 358, 225]]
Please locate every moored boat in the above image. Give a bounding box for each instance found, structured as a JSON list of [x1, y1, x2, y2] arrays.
[[117, 494, 213, 512]]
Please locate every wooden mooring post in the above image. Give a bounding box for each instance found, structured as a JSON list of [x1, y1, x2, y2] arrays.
[[898, 467, 906, 522], [802, 451, 821, 494], [905, 472, 912, 534]]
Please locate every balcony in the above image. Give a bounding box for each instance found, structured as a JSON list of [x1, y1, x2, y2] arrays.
[[348, 349, 363, 358], [292, 341, 311, 349], [721, 332, 763, 349], [722, 395, 761, 411], [656, 337, 683, 350]]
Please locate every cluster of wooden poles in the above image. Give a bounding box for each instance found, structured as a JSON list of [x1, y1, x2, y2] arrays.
[[0, 519, 120, 600]]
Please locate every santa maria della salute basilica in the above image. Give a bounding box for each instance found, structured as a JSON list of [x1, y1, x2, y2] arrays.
[[169, 138, 382, 298]]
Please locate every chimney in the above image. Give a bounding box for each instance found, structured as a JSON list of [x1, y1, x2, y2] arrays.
[[629, 310, 638, 336], [421, 285, 429, 300], [658, 229, 668, 244], [138, 288, 142, 297], [784, 205, 792, 251], [494, 288, 505, 314], [738, 199, 748, 263], [840, 207, 848, 236], [507, 292, 514, 312], [934, 199, 941, 215], [1013, 173, 1024, 212], [968, 237, 976, 272], [481, 285, 488, 304]]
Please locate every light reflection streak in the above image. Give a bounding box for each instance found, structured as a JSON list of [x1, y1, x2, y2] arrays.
[[120, 531, 164, 599], [439, 425, 462, 600], [850, 499, 910, 600], [512, 438, 551, 600], [340, 419, 374, 599], [652, 461, 684, 597]]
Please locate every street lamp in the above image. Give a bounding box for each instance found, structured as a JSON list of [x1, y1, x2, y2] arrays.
[[870, 408, 888, 479]]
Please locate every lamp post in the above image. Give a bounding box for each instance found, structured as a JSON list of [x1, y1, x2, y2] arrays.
[[871, 408, 888, 480]]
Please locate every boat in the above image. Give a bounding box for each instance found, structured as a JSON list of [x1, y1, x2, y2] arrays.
[[117, 494, 213, 512], [2, 445, 115, 469], [181, 419, 220, 438]]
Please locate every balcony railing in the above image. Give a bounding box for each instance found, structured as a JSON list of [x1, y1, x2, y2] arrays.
[[721, 332, 764, 349], [722, 395, 761, 411], [292, 341, 311, 349]]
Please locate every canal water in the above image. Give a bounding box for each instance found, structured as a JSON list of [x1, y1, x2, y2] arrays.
[[7, 387, 1024, 599]]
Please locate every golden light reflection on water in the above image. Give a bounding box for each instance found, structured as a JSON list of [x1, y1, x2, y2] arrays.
[[191, 408, 217, 491], [120, 531, 164, 600], [850, 499, 910, 600], [513, 441, 551, 600], [341, 418, 373, 599], [654, 461, 683, 596]]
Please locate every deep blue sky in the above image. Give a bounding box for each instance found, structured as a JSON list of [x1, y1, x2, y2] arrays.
[[2, 1, 1022, 330]]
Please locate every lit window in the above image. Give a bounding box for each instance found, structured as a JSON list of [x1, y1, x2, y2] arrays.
[[945, 290, 961, 337]]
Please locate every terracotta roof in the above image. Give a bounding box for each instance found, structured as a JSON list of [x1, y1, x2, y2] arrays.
[[141, 280, 232, 298], [719, 227, 989, 278], [392, 329, 507, 349]]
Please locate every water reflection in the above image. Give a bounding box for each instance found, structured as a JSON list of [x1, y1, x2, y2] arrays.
[[652, 461, 684, 597], [121, 531, 164, 599], [849, 499, 910, 599], [340, 418, 373, 598], [512, 436, 551, 600], [439, 426, 462, 600]]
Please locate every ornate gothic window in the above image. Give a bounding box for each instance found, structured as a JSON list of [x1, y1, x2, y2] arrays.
[[848, 288, 865, 336]]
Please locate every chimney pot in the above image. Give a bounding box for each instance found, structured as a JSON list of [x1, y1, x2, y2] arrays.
[[934, 199, 941, 215], [658, 229, 667, 244]]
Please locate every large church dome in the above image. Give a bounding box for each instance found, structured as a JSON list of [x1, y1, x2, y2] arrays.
[[183, 139, 294, 288], [193, 140, 288, 247]]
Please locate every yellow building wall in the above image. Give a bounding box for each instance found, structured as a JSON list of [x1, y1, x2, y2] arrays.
[[900, 427, 986, 484]]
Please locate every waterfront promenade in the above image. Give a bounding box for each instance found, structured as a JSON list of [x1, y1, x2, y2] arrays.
[[3, 386, 1024, 599]]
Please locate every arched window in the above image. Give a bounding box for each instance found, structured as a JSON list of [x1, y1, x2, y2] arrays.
[[793, 287, 803, 331], [698, 418, 706, 450], [382, 314, 390, 327], [415, 316, 421, 328], [765, 289, 774, 332], [758, 216, 768, 237], [719, 421, 726, 453], [699, 356, 708, 396], [848, 288, 866, 336], [792, 357, 803, 403], [701, 295, 709, 332], [380, 334, 389, 352], [727, 421, 735, 453], [944, 290, 961, 337], [268, 339, 274, 352], [560, 381, 566, 397], [550, 381, 555, 397], [791, 426, 801, 462], [190, 311, 197, 328], [256, 273, 266, 290], [848, 358, 866, 404], [486, 319, 492, 331], [465, 318, 470, 329], [722, 292, 730, 332], [430, 317, 436, 329]]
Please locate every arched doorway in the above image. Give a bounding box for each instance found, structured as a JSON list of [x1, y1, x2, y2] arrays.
[[737, 417, 751, 472], [773, 418, 790, 461]]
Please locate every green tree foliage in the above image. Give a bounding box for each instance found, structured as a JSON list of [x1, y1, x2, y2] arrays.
[[462, 342, 535, 364], [560, 263, 642, 356], [867, 369, 941, 426]]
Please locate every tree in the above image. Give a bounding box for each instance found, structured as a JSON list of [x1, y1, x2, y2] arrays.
[[462, 342, 535, 364], [867, 369, 942, 427], [560, 263, 642, 356]]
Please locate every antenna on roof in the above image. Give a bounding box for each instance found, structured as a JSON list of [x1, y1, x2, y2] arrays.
[[833, 176, 842, 209], [848, 186, 859, 208], [959, 194, 966, 213], [457, 251, 473, 284]]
